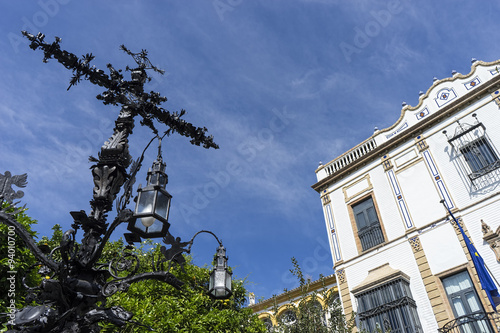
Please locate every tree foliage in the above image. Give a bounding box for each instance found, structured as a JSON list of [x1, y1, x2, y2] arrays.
[[99, 241, 266, 332], [0, 204, 40, 315], [271, 258, 356, 333], [1, 209, 265, 332]]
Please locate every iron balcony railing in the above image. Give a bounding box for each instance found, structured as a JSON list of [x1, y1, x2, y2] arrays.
[[439, 312, 499, 333], [358, 223, 385, 252]]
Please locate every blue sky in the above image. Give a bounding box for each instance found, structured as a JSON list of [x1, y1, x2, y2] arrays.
[[1, 1, 500, 303]]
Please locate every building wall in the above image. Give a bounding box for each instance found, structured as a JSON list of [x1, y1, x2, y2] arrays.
[[249, 275, 339, 330], [315, 60, 500, 331]]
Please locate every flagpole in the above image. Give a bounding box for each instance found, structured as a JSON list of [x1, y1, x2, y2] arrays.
[[440, 199, 500, 312]]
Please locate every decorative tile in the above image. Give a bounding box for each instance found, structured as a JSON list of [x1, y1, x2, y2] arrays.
[[414, 136, 429, 152], [409, 236, 422, 253], [423, 150, 454, 210], [381, 155, 393, 171], [324, 204, 342, 262], [464, 77, 481, 90], [492, 90, 500, 107], [337, 269, 346, 285], [385, 122, 408, 139], [434, 88, 457, 108], [416, 107, 429, 120]]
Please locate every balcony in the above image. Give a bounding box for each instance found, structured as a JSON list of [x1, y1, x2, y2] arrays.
[[322, 138, 377, 177], [439, 312, 499, 333]]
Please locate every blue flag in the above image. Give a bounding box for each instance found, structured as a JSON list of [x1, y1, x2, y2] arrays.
[[446, 207, 500, 311]]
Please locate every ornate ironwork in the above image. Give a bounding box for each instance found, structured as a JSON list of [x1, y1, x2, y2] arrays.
[[0, 31, 228, 332], [439, 311, 497, 332], [443, 113, 500, 188], [0, 171, 27, 204]]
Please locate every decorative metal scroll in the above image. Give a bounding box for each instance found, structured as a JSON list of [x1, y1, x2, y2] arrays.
[[0, 171, 27, 204]]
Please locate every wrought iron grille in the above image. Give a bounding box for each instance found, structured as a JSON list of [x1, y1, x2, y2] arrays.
[[439, 312, 497, 333], [355, 278, 423, 333], [358, 223, 385, 252], [460, 136, 500, 180], [444, 114, 500, 189]]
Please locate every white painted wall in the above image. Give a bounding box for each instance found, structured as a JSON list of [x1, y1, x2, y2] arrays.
[[419, 222, 467, 275], [317, 60, 500, 330], [344, 240, 438, 332], [397, 160, 444, 229]]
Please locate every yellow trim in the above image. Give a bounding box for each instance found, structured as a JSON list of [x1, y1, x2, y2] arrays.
[[249, 275, 337, 313], [343, 174, 373, 203], [298, 294, 326, 309], [258, 313, 277, 326], [394, 156, 423, 175]]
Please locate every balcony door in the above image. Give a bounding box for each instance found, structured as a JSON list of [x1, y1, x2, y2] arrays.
[[442, 271, 493, 333]]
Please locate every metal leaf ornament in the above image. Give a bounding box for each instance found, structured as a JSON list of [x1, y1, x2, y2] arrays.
[[0, 171, 27, 204]]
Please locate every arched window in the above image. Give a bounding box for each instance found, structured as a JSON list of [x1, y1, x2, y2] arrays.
[[261, 317, 273, 332], [278, 309, 297, 325]]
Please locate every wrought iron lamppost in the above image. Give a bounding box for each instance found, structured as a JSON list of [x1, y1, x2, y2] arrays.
[[0, 31, 233, 333], [127, 137, 172, 239]]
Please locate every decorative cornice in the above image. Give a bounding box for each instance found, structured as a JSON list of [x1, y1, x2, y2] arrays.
[[351, 263, 410, 295], [380, 60, 500, 135], [312, 72, 500, 192]]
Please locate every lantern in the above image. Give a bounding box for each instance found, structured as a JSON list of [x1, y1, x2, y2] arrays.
[[128, 154, 171, 239], [209, 245, 232, 299]]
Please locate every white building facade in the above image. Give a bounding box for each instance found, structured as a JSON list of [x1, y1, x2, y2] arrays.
[[313, 59, 500, 332]]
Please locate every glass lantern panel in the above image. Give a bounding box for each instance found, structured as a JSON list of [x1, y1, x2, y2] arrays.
[[135, 220, 147, 233], [225, 272, 232, 291], [209, 271, 214, 290], [137, 191, 155, 215], [158, 173, 167, 186], [149, 173, 158, 185], [155, 192, 170, 219], [147, 219, 163, 233], [215, 270, 226, 288], [217, 257, 224, 266]]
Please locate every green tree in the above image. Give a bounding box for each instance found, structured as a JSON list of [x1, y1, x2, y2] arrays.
[[271, 258, 356, 333], [1, 208, 265, 332], [0, 204, 40, 315], [100, 241, 267, 333]]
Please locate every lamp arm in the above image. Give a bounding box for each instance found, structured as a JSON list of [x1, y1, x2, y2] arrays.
[[186, 230, 222, 253], [0, 210, 58, 272], [102, 271, 184, 297]]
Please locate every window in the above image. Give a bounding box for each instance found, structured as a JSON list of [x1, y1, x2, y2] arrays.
[[261, 317, 273, 331], [352, 197, 384, 251], [355, 278, 422, 333], [278, 309, 297, 326], [460, 137, 500, 179], [442, 271, 493, 332], [444, 115, 500, 187]]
